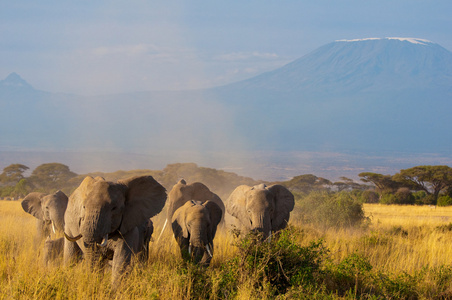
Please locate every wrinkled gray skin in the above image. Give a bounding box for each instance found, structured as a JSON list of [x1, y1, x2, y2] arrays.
[[43, 237, 65, 266], [226, 184, 295, 240], [172, 200, 222, 265], [63, 175, 166, 284], [158, 179, 224, 241], [137, 218, 154, 261], [21, 190, 68, 244]]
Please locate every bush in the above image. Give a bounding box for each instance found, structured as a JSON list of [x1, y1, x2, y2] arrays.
[[413, 190, 428, 205], [218, 227, 328, 297], [380, 193, 397, 204], [437, 195, 452, 206], [380, 188, 415, 205], [325, 253, 373, 296], [360, 190, 379, 203], [394, 188, 415, 205], [297, 191, 369, 229]]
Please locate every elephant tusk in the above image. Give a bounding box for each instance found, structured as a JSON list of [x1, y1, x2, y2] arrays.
[[97, 234, 108, 247], [267, 231, 272, 243], [64, 232, 82, 242], [206, 244, 213, 258], [156, 219, 168, 243], [188, 244, 192, 255], [52, 221, 56, 234]]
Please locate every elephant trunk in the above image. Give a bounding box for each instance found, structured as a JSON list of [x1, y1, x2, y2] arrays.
[[84, 246, 101, 268], [81, 211, 111, 246], [189, 228, 212, 264], [250, 212, 272, 240]]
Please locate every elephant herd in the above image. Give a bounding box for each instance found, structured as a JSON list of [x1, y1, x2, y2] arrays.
[[21, 175, 295, 285]]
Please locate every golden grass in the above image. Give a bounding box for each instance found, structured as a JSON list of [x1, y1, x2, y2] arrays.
[[2, 200, 452, 299]]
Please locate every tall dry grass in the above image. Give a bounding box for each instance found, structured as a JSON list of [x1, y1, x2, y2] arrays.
[[2, 200, 452, 299]]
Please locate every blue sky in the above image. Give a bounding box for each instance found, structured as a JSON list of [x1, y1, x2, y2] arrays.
[[1, 1, 451, 95]]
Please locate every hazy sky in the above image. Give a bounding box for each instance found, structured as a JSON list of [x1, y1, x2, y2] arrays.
[[1, 1, 451, 95]]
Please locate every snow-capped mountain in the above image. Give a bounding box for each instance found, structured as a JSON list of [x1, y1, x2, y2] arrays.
[[1, 38, 451, 162], [222, 37, 452, 94], [214, 37, 452, 153]]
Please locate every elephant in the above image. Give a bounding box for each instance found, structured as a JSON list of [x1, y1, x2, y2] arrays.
[[172, 200, 222, 265], [63, 175, 166, 284], [21, 190, 68, 243], [157, 179, 224, 241], [43, 237, 65, 266], [225, 183, 294, 240]]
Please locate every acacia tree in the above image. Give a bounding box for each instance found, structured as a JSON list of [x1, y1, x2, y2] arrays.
[[30, 163, 77, 191], [392, 165, 452, 204], [12, 179, 32, 198], [358, 172, 400, 194], [333, 177, 369, 192], [0, 164, 29, 185], [283, 174, 332, 194]]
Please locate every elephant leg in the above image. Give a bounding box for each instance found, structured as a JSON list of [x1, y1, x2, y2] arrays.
[[110, 229, 138, 285], [177, 237, 190, 261]]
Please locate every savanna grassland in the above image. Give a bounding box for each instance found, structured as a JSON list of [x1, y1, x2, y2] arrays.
[[1, 199, 452, 299]]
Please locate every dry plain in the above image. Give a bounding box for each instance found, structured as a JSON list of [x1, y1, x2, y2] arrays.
[[1, 200, 452, 299]]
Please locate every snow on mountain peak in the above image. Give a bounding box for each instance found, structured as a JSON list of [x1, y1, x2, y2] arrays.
[[386, 37, 433, 45], [336, 37, 433, 45]]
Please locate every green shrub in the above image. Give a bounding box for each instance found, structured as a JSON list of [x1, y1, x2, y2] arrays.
[[380, 189, 415, 205], [325, 253, 373, 296], [379, 192, 397, 204], [297, 191, 369, 229], [360, 190, 379, 203], [437, 195, 452, 206], [413, 190, 428, 205], [394, 188, 415, 205], [219, 227, 328, 297]]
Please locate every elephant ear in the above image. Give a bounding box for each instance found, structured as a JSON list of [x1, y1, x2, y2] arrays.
[[119, 176, 167, 233], [21, 192, 46, 220], [52, 190, 69, 207], [268, 185, 295, 231], [171, 201, 191, 240], [204, 201, 223, 238], [225, 185, 251, 227], [167, 179, 188, 221]]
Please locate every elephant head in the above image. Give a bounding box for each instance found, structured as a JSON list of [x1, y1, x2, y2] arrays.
[[63, 175, 166, 282], [171, 200, 222, 265], [158, 179, 224, 241], [21, 190, 68, 239], [226, 184, 294, 239]]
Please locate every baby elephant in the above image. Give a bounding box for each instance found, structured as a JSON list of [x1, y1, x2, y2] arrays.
[[43, 237, 65, 266], [172, 200, 222, 265]]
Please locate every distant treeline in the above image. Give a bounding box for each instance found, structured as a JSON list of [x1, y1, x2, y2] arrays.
[[1, 162, 451, 206]]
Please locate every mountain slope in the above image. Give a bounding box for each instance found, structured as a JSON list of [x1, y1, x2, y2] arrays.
[[213, 38, 452, 153], [222, 38, 452, 94], [1, 37, 451, 159]]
